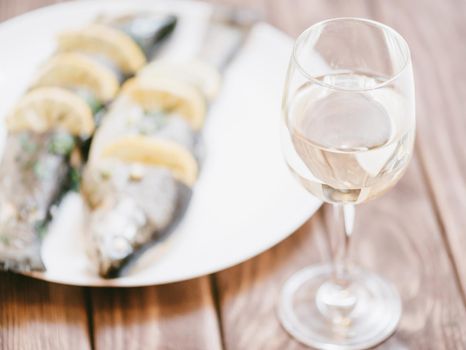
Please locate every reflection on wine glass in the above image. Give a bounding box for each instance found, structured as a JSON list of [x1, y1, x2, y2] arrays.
[[279, 18, 415, 349]]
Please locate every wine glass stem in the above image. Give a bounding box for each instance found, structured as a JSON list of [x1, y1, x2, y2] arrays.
[[315, 203, 356, 325], [333, 203, 355, 283]]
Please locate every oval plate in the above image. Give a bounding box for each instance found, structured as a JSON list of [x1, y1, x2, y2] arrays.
[[0, 0, 321, 287]]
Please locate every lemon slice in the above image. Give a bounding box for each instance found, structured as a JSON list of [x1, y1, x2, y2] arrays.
[[138, 60, 221, 100], [121, 78, 206, 130], [7, 87, 94, 136], [58, 24, 146, 74], [101, 136, 198, 186], [33, 53, 119, 102]]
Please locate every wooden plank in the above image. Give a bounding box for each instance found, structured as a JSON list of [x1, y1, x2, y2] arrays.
[[354, 161, 466, 349], [90, 277, 222, 350], [216, 157, 466, 349], [0, 0, 65, 22], [1, 0, 465, 349], [0, 272, 91, 350], [215, 216, 328, 350], [369, 0, 466, 302], [214, 0, 466, 348]]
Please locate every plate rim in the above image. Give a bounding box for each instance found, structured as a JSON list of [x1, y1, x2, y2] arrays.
[[2, 0, 322, 287]]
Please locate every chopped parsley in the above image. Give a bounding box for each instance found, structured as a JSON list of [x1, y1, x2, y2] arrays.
[[68, 167, 81, 192], [93, 109, 106, 127], [33, 161, 48, 180], [19, 134, 36, 153], [48, 133, 75, 156], [34, 221, 48, 239], [0, 234, 10, 246], [73, 89, 104, 115], [23, 159, 36, 172], [138, 110, 169, 135]]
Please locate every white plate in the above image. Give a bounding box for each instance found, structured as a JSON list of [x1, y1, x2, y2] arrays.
[[0, 0, 321, 287]]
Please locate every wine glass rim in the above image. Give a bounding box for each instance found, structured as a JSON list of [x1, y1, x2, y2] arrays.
[[292, 17, 412, 92]]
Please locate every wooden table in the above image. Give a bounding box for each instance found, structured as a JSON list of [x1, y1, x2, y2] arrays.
[[1, 0, 465, 348]]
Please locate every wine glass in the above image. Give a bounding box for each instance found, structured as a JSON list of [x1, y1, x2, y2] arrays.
[[279, 18, 415, 349]]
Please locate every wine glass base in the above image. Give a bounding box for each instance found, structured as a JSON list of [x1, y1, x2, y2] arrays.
[[278, 264, 401, 350]]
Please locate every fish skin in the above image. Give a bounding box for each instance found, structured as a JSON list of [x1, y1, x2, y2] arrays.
[[82, 159, 192, 277], [0, 132, 69, 272], [0, 14, 177, 273], [82, 98, 197, 277], [107, 181, 192, 278], [88, 99, 196, 161], [106, 14, 177, 58], [81, 8, 253, 278]]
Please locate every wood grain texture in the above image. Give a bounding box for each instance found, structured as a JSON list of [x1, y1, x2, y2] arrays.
[[215, 0, 466, 349], [216, 157, 466, 349], [370, 0, 466, 299], [0, 0, 465, 349], [0, 0, 66, 22], [90, 277, 222, 350], [215, 216, 329, 350], [0, 272, 91, 350]]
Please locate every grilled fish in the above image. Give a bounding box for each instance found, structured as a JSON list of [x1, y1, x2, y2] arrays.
[[81, 9, 254, 277], [82, 97, 196, 276], [0, 13, 177, 272], [0, 132, 71, 270]]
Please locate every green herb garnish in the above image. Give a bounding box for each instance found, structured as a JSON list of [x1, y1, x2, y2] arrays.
[[69, 167, 81, 192], [33, 161, 48, 180], [34, 221, 48, 239], [147, 110, 168, 123], [0, 234, 10, 246], [48, 133, 75, 156], [23, 159, 36, 172], [19, 134, 36, 153], [138, 110, 169, 135], [93, 109, 106, 127], [73, 89, 104, 114]]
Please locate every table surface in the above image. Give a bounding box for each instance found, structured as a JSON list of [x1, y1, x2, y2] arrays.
[[1, 0, 466, 349]]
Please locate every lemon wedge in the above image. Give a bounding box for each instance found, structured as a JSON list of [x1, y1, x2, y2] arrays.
[[101, 136, 198, 186], [7, 87, 94, 136], [121, 78, 206, 130], [33, 53, 119, 102], [138, 60, 221, 100], [58, 24, 146, 74]]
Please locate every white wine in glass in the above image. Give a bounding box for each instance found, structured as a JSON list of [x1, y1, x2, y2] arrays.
[[279, 18, 415, 349], [285, 72, 414, 204]]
